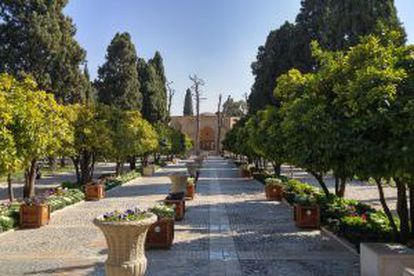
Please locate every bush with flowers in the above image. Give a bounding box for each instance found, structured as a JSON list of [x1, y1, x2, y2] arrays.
[[148, 204, 175, 219], [96, 208, 152, 222], [271, 175, 394, 250]]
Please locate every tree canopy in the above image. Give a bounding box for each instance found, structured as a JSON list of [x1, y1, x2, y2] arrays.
[[0, 0, 88, 103], [96, 32, 141, 110], [248, 0, 406, 114]]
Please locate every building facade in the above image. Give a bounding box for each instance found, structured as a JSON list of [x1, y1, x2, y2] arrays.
[[170, 113, 239, 151]]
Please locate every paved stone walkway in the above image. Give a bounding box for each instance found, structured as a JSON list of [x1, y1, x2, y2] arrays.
[[0, 157, 359, 275]]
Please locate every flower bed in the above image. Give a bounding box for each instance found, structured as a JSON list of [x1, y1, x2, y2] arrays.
[[274, 176, 394, 250], [0, 171, 141, 234]]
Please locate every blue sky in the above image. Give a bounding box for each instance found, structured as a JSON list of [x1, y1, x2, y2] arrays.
[[65, 0, 414, 116]]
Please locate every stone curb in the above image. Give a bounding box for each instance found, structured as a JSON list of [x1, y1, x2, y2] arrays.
[[320, 226, 359, 256]]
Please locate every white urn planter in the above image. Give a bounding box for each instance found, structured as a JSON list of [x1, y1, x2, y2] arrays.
[[169, 174, 188, 193], [94, 214, 157, 276]]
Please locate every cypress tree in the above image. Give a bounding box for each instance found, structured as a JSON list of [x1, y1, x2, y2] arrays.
[[0, 0, 87, 103], [183, 88, 194, 116], [248, 0, 406, 113], [149, 51, 168, 122], [96, 32, 141, 110], [138, 52, 169, 123]]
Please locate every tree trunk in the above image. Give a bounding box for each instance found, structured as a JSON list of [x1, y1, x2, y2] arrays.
[[409, 185, 414, 238], [375, 178, 400, 241], [115, 161, 123, 176], [71, 156, 81, 184], [334, 175, 339, 195], [272, 162, 281, 176], [23, 159, 37, 198], [309, 170, 329, 196], [395, 177, 410, 243], [129, 156, 136, 171], [60, 157, 66, 168], [337, 177, 347, 197], [90, 153, 96, 180], [7, 173, 14, 202], [48, 156, 57, 172], [79, 150, 93, 185]]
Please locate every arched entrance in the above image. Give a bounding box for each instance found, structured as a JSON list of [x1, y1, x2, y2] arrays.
[[200, 127, 215, 151]]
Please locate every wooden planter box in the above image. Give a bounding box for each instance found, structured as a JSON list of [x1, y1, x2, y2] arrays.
[[145, 217, 174, 249], [163, 199, 185, 221], [294, 204, 320, 229], [265, 185, 283, 201], [20, 204, 50, 228], [186, 184, 195, 200], [85, 184, 105, 201]]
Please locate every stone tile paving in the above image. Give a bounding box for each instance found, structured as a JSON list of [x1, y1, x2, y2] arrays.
[[0, 157, 359, 276]]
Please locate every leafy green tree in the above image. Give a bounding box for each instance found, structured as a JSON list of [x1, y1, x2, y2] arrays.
[[106, 108, 158, 175], [0, 0, 87, 103], [248, 0, 406, 114], [324, 33, 412, 242], [0, 74, 71, 198], [66, 104, 112, 185], [223, 97, 247, 117], [0, 86, 20, 201], [96, 32, 141, 110], [183, 88, 194, 116]]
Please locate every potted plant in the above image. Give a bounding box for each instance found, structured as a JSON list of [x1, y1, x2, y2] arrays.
[[85, 181, 105, 201], [294, 194, 320, 229], [20, 196, 50, 228], [186, 177, 196, 199], [93, 208, 157, 276], [265, 178, 284, 201], [146, 204, 175, 249], [164, 192, 185, 221]]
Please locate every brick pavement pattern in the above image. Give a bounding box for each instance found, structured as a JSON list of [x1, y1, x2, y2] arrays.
[[0, 156, 359, 275]]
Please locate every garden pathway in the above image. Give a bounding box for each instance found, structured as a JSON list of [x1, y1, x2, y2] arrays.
[[0, 156, 359, 275]]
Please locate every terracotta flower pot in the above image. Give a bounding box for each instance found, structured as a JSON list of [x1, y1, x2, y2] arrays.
[[186, 184, 195, 200], [85, 183, 105, 201], [294, 204, 320, 229], [20, 204, 50, 228], [265, 185, 283, 201], [169, 174, 188, 194], [163, 199, 185, 221], [145, 217, 175, 249], [93, 214, 157, 276]]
